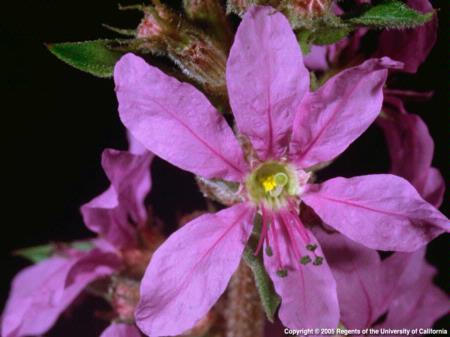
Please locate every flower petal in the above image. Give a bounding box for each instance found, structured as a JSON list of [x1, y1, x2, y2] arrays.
[[314, 230, 386, 329], [135, 203, 254, 336], [421, 167, 445, 208], [1, 252, 114, 337], [378, 99, 444, 207], [303, 174, 449, 252], [81, 149, 153, 249], [375, 0, 437, 73], [115, 53, 247, 181], [263, 215, 339, 329], [378, 249, 449, 329], [100, 323, 141, 337], [289, 58, 402, 168], [64, 248, 121, 288], [227, 6, 309, 160], [127, 130, 148, 155]]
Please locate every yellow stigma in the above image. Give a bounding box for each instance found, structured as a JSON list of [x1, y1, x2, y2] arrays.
[[261, 175, 277, 192], [260, 172, 289, 196]]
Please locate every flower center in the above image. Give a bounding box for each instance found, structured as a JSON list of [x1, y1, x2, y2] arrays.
[[245, 161, 309, 209]]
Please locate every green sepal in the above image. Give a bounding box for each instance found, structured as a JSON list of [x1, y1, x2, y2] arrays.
[[345, 0, 433, 29], [14, 244, 55, 263], [14, 240, 95, 263], [242, 214, 281, 322], [46, 39, 126, 78]]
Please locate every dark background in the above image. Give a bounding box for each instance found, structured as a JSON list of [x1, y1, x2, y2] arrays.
[[0, 0, 448, 335]]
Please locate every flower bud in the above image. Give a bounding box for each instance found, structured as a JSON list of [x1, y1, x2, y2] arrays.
[[111, 277, 140, 322]]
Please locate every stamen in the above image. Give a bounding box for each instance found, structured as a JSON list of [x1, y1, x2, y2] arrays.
[[279, 212, 302, 263], [290, 214, 310, 244], [270, 217, 283, 271]]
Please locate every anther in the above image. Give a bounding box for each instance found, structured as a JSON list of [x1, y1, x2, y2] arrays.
[[299, 255, 312, 265], [265, 246, 273, 257], [313, 256, 324, 266], [276, 268, 288, 278], [306, 243, 318, 251]]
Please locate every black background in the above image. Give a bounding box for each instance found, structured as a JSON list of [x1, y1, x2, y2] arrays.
[[0, 0, 448, 335]]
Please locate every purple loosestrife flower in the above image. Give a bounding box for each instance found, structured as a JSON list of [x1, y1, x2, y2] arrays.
[[1, 247, 120, 337], [114, 5, 449, 336], [316, 230, 449, 333], [1, 148, 153, 337], [81, 148, 153, 250]]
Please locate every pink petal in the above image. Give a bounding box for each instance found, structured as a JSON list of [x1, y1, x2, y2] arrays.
[[81, 149, 153, 249], [375, 0, 437, 73], [289, 58, 402, 169], [263, 217, 339, 329], [135, 204, 254, 336], [302, 174, 449, 252], [127, 130, 148, 155], [115, 53, 247, 181], [64, 248, 121, 288], [100, 323, 141, 337], [315, 230, 392, 329], [1, 253, 114, 337], [303, 45, 330, 72], [227, 6, 309, 160], [378, 101, 444, 207], [378, 249, 449, 329], [421, 168, 445, 208]]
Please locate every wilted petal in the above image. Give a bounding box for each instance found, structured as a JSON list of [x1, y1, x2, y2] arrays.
[[227, 6, 309, 160], [136, 204, 254, 336], [378, 99, 444, 207], [303, 175, 449, 252], [115, 53, 247, 181], [100, 323, 141, 337], [375, 0, 437, 73], [81, 149, 153, 249], [1, 252, 114, 337], [315, 230, 386, 329], [263, 215, 339, 329], [378, 249, 449, 329], [65, 248, 121, 288], [421, 168, 445, 208], [289, 58, 402, 169]]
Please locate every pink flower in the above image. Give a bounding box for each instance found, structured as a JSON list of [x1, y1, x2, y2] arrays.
[[378, 91, 445, 207], [1, 248, 120, 337], [316, 230, 449, 332], [114, 5, 448, 336], [81, 148, 153, 249], [2, 148, 153, 337]]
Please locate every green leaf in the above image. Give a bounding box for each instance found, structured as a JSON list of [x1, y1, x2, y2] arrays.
[[14, 244, 55, 263], [47, 39, 125, 78], [312, 26, 353, 45], [345, 0, 433, 29], [243, 214, 281, 322]]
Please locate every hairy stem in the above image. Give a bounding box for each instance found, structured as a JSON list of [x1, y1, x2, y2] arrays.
[[225, 261, 265, 337]]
